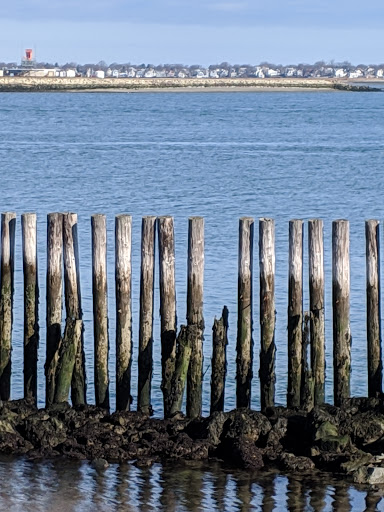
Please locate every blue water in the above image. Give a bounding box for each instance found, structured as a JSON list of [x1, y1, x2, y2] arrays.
[[0, 90, 384, 510]]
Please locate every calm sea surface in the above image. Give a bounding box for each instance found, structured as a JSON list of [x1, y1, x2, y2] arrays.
[[0, 90, 384, 510]]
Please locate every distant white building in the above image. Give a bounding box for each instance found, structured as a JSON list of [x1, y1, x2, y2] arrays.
[[144, 68, 156, 78], [127, 67, 137, 77], [335, 69, 347, 78], [209, 69, 219, 78], [377, 69, 384, 78], [349, 69, 363, 79], [266, 68, 280, 77], [95, 70, 105, 79], [66, 69, 76, 78]]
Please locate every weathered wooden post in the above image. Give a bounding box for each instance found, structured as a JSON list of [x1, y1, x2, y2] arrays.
[[236, 217, 254, 408], [169, 325, 193, 415], [92, 214, 109, 409], [54, 319, 82, 403], [0, 212, 16, 400], [211, 306, 229, 414], [158, 216, 177, 418], [332, 220, 351, 406], [22, 213, 39, 403], [259, 218, 275, 411], [115, 214, 132, 411], [45, 212, 63, 407], [138, 216, 156, 415], [287, 219, 303, 408], [308, 219, 325, 405], [366, 219, 382, 396], [186, 216, 205, 418], [63, 212, 86, 405]]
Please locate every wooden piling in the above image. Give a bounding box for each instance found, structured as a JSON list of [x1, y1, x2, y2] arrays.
[[45, 213, 63, 407], [259, 218, 276, 411], [332, 220, 351, 406], [366, 220, 382, 396], [0, 213, 16, 400], [63, 212, 86, 405], [92, 214, 109, 409], [138, 216, 156, 415], [22, 213, 39, 403], [287, 219, 303, 408], [54, 318, 82, 403], [301, 311, 314, 411], [211, 306, 229, 414], [158, 216, 177, 418], [115, 214, 132, 411], [186, 216, 205, 418], [169, 325, 193, 415], [236, 217, 254, 409], [308, 219, 325, 405]]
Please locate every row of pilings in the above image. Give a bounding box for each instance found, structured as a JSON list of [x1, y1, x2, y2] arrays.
[[0, 213, 380, 417]]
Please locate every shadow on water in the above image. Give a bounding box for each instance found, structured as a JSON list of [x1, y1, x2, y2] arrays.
[[0, 456, 382, 511]]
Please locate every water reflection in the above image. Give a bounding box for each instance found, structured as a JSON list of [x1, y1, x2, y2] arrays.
[[0, 456, 382, 511]]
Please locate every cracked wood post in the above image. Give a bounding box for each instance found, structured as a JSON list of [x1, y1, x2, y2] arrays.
[[115, 214, 132, 411], [158, 216, 177, 418], [92, 214, 109, 409], [170, 325, 193, 415], [287, 219, 303, 408], [259, 218, 276, 411], [63, 212, 86, 406], [366, 219, 382, 396], [236, 217, 254, 409], [309, 219, 325, 405], [45, 213, 63, 407], [22, 213, 39, 403], [54, 318, 82, 403], [186, 216, 204, 419], [138, 216, 156, 414], [332, 220, 351, 406], [210, 306, 229, 414], [0, 213, 16, 400]]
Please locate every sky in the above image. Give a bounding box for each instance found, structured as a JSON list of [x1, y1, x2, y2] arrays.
[[1, 0, 384, 65]]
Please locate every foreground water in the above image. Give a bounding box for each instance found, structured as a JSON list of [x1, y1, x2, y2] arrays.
[[0, 90, 384, 509]]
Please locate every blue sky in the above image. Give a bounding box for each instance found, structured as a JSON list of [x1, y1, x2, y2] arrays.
[[1, 0, 384, 65]]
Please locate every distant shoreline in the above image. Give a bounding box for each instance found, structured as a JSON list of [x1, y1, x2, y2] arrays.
[[0, 77, 381, 93]]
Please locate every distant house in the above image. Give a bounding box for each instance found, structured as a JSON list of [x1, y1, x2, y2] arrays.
[[95, 70, 105, 79], [144, 68, 156, 78], [377, 69, 384, 78], [266, 68, 281, 77], [66, 69, 76, 78], [335, 69, 347, 78], [349, 69, 363, 79]]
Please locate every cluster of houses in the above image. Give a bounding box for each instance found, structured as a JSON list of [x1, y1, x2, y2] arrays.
[[1, 52, 384, 80], [95, 64, 384, 80]]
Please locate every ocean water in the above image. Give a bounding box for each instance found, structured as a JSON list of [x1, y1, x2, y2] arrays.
[[0, 90, 384, 510]]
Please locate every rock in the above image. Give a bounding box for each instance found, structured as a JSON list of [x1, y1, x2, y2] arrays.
[[346, 412, 384, 447], [221, 409, 271, 443], [279, 453, 315, 471], [340, 451, 374, 474], [228, 437, 264, 470], [354, 466, 384, 485], [91, 458, 109, 470]]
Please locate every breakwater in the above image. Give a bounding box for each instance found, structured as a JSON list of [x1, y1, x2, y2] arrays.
[[0, 213, 383, 480], [0, 77, 379, 92]]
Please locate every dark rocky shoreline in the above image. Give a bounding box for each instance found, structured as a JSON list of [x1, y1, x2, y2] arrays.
[[1, 397, 384, 483]]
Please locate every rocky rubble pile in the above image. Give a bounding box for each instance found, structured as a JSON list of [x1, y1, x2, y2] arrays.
[[1, 398, 384, 482]]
